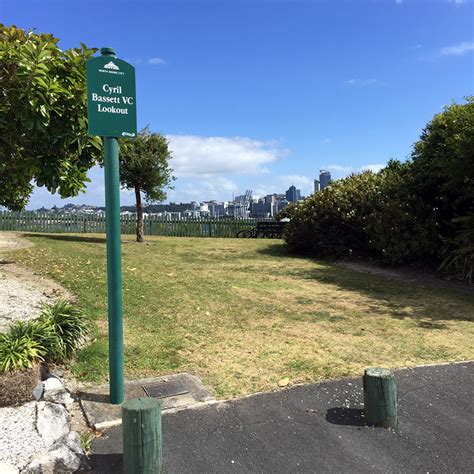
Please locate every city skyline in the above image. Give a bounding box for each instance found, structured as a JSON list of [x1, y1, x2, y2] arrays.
[[2, 0, 472, 210], [27, 170, 332, 214]]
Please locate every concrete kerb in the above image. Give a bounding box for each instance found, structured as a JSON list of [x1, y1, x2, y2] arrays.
[[79, 372, 215, 430]]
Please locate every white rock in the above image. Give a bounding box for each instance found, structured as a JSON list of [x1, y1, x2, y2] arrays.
[[24, 446, 77, 474], [60, 432, 84, 456], [24, 433, 89, 474], [43, 377, 63, 392], [32, 382, 44, 401], [0, 462, 19, 473], [36, 402, 71, 446], [43, 388, 74, 407]]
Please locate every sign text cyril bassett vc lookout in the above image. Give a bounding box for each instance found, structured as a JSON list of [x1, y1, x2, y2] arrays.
[[86, 55, 137, 137]]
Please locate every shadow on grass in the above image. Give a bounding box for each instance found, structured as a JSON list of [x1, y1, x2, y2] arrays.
[[257, 244, 474, 324], [257, 241, 315, 261], [22, 233, 106, 244]]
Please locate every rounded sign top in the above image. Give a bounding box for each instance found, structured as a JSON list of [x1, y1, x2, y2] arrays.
[[100, 47, 116, 57], [86, 53, 137, 138]]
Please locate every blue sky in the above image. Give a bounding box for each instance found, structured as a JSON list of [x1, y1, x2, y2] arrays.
[[2, 0, 473, 208]]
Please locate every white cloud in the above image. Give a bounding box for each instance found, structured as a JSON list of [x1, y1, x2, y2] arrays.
[[395, 0, 403, 4], [448, 0, 465, 5], [279, 175, 313, 196], [280, 175, 312, 186], [320, 138, 332, 145], [440, 41, 474, 56], [168, 176, 239, 201], [359, 163, 385, 173], [166, 135, 289, 177], [326, 164, 354, 173], [148, 57, 166, 65], [344, 79, 383, 86], [325, 163, 386, 178]]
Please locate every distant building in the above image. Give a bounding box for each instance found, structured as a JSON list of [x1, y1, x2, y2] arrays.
[[264, 194, 275, 204], [209, 203, 226, 217], [250, 200, 273, 218], [314, 179, 320, 193], [319, 170, 331, 190], [285, 185, 301, 203], [275, 199, 289, 214]]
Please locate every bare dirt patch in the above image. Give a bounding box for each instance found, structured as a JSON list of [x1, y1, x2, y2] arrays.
[[0, 232, 33, 253], [0, 365, 42, 407]]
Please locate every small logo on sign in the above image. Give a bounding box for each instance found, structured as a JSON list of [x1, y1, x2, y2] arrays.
[[103, 61, 120, 71], [122, 132, 136, 137]]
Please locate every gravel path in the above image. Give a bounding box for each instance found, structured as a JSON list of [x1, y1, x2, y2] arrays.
[[0, 232, 71, 333], [0, 272, 51, 332], [0, 402, 45, 470]]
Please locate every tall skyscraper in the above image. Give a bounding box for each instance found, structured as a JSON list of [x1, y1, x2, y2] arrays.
[[285, 185, 300, 203], [319, 170, 331, 190], [314, 179, 320, 193]]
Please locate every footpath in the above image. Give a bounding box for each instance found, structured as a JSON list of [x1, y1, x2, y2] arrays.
[[91, 361, 473, 473]]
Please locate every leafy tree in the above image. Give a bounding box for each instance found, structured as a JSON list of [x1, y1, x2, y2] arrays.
[[411, 97, 474, 229], [0, 24, 102, 210], [119, 128, 175, 242]]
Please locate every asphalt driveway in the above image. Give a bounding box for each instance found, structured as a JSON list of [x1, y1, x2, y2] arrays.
[[90, 362, 473, 473]]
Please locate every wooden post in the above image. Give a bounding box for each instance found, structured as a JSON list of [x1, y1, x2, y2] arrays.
[[122, 397, 163, 473], [363, 367, 397, 428]]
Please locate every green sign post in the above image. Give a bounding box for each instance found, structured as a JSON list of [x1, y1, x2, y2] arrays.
[[86, 47, 137, 404]]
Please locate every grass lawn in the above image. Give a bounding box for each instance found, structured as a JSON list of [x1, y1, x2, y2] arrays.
[[10, 233, 474, 398]]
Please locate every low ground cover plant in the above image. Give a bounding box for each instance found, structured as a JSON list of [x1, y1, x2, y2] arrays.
[[0, 299, 89, 372]]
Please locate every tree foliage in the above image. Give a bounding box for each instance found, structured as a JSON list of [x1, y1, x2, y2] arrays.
[[0, 24, 102, 210], [411, 96, 474, 230], [119, 128, 175, 242]]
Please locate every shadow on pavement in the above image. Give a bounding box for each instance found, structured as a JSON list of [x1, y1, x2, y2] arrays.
[[89, 453, 123, 473], [325, 407, 366, 426], [77, 391, 110, 403]]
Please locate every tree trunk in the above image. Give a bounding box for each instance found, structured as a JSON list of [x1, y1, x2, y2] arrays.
[[135, 186, 144, 243]]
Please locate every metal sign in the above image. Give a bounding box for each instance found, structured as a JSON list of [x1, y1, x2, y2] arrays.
[[86, 55, 137, 138]]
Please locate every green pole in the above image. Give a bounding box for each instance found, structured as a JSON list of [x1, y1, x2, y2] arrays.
[[102, 46, 125, 405]]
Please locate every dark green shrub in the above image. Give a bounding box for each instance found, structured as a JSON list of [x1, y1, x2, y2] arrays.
[[7, 320, 61, 359], [284, 167, 437, 264], [439, 214, 474, 283], [362, 162, 438, 264], [0, 333, 44, 372], [0, 300, 90, 373], [284, 171, 377, 258], [38, 299, 89, 358]]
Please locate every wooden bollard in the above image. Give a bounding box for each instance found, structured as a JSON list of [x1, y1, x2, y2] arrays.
[[122, 398, 163, 473], [363, 368, 397, 428]]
